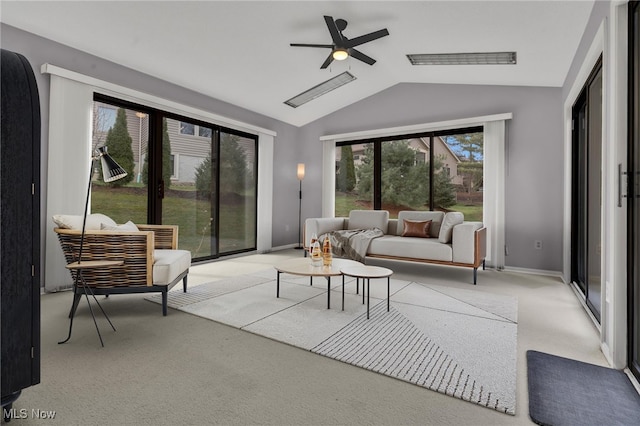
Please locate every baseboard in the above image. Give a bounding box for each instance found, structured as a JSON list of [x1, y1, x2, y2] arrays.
[[625, 369, 640, 395], [502, 266, 563, 279], [270, 243, 301, 252]]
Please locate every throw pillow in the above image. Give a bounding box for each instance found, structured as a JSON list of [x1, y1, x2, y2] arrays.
[[100, 221, 139, 232], [401, 220, 432, 238], [53, 213, 117, 230], [438, 212, 464, 243]]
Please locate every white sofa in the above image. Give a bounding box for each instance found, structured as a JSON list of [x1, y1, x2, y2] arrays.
[[305, 210, 486, 284]]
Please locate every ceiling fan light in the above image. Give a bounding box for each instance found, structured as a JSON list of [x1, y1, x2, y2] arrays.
[[332, 49, 349, 61]]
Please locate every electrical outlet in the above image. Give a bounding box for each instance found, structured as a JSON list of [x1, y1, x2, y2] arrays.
[[534, 240, 543, 250]]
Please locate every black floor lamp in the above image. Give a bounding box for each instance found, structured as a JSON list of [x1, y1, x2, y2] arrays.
[[296, 163, 305, 249], [58, 145, 128, 347]]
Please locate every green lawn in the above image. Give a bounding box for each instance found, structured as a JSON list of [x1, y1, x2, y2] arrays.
[[91, 185, 255, 258]]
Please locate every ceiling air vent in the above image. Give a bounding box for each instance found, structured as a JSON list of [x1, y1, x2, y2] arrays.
[[285, 71, 356, 108], [407, 52, 517, 65]]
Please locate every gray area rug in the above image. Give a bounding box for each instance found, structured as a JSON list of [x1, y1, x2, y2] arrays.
[[147, 272, 518, 415], [527, 350, 640, 425]]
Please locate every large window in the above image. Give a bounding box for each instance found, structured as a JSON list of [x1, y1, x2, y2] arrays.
[[335, 128, 483, 220], [91, 95, 258, 261]]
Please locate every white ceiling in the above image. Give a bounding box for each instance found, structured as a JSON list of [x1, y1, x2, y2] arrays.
[[1, 1, 594, 127]]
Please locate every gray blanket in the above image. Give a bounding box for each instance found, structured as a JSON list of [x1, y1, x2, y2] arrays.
[[320, 228, 384, 263]]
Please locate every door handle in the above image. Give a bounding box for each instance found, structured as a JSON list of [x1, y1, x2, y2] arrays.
[[619, 163, 629, 207]]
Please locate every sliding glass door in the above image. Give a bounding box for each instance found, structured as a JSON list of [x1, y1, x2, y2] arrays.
[[90, 95, 258, 262], [628, 0, 640, 383], [571, 57, 603, 322]]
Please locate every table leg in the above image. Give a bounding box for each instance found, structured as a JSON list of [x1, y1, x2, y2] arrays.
[[327, 276, 331, 309], [276, 271, 280, 298], [387, 276, 390, 312], [342, 275, 345, 311], [362, 278, 365, 305]]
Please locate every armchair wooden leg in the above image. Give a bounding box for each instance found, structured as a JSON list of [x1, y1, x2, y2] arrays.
[[162, 291, 168, 316], [473, 268, 478, 285], [183, 276, 188, 293]]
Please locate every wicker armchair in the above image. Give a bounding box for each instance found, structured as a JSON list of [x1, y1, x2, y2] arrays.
[[55, 224, 191, 316]]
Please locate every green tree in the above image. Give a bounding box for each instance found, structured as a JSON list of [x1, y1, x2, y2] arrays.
[[195, 133, 250, 198], [102, 108, 134, 186], [356, 141, 456, 209], [336, 145, 356, 192], [142, 118, 172, 189], [194, 155, 212, 197]]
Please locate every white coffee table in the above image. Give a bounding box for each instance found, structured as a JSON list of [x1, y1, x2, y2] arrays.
[[340, 265, 393, 319], [274, 258, 362, 309]]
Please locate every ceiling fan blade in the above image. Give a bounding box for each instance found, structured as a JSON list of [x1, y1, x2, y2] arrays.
[[324, 15, 343, 45], [350, 49, 377, 66], [290, 43, 334, 48], [320, 53, 334, 69], [344, 28, 389, 48]]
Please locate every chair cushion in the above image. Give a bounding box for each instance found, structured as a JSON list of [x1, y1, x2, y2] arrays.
[[153, 249, 191, 285], [53, 213, 116, 230], [101, 220, 139, 231], [438, 212, 465, 243], [368, 236, 453, 262], [347, 210, 389, 234]]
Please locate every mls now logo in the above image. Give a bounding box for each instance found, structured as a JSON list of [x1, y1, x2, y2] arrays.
[[3, 408, 56, 420]]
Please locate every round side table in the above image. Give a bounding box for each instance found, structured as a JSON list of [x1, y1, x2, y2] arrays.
[[340, 265, 393, 319]]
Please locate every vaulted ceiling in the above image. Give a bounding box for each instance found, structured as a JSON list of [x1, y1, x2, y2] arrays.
[[1, 1, 595, 126]]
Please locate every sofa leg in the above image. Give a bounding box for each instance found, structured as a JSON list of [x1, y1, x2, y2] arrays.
[[473, 268, 477, 285], [183, 275, 188, 293], [162, 291, 168, 316], [482, 260, 486, 270]]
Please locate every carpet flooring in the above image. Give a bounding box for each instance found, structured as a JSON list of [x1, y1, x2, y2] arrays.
[[527, 350, 640, 425], [147, 269, 518, 415]]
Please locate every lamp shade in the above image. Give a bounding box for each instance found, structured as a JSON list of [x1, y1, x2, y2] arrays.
[[96, 146, 128, 183], [297, 163, 305, 180]]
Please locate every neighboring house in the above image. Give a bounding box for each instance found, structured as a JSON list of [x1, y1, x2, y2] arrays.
[[337, 136, 464, 187], [93, 102, 254, 185]]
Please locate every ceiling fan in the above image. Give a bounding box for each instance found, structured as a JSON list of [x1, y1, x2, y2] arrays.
[[291, 16, 389, 69]]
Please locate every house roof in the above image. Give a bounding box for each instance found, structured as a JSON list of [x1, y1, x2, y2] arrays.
[[0, 1, 595, 127]]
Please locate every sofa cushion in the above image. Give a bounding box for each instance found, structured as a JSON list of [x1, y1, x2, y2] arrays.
[[53, 213, 116, 230], [397, 211, 444, 237], [153, 249, 191, 285], [347, 210, 389, 234], [401, 220, 432, 238], [438, 212, 464, 243], [368, 236, 453, 262], [101, 220, 139, 232]]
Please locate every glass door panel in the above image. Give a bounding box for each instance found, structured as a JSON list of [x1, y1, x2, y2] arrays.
[[587, 70, 603, 318], [91, 102, 148, 224], [629, 0, 640, 383], [162, 118, 216, 260], [571, 58, 602, 322], [218, 131, 257, 254]]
